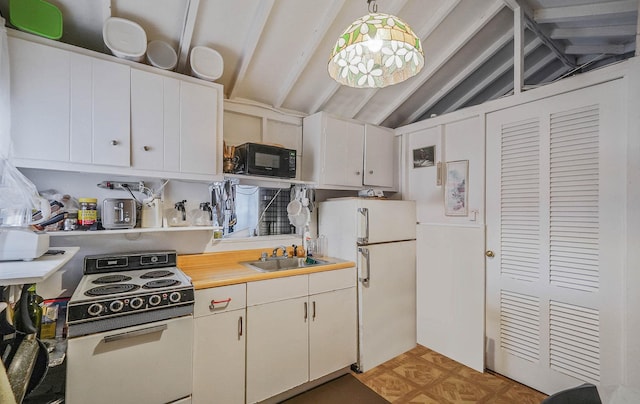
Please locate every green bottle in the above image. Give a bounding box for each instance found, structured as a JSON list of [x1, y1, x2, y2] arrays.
[[15, 284, 43, 337]]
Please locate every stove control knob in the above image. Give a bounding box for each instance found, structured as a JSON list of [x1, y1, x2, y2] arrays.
[[88, 303, 103, 316], [109, 300, 124, 312], [148, 295, 162, 306], [169, 292, 181, 303], [130, 297, 144, 309]]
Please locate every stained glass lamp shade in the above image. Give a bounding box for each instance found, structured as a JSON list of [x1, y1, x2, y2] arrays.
[[328, 11, 424, 88]]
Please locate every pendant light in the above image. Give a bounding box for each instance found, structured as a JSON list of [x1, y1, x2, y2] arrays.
[[328, 0, 424, 88]]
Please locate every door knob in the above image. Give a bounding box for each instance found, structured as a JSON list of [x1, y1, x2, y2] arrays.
[[485, 250, 495, 258]]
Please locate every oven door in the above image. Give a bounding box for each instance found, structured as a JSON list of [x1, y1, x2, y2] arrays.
[[66, 315, 193, 404]]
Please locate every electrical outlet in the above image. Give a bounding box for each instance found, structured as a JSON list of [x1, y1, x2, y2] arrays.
[[97, 181, 145, 192]]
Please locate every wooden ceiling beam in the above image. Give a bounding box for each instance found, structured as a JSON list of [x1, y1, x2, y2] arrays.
[[227, 0, 276, 100], [565, 44, 627, 54], [551, 24, 637, 39], [461, 49, 556, 110], [399, 27, 514, 126], [534, 0, 637, 24], [176, 0, 200, 74], [441, 37, 543, 115], [504, 0, 576, 68], [273, 0, 346, 108], [367, 0, 500, 125]]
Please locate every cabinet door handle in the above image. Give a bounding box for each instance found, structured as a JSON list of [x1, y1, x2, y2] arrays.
[[143, 145, 150, 151], [304, 302, 308, 321], [369, 170, 374, 174], [355, 171, 361, 175], [110, 140, 119, 146], [238, 316, 243, 338], [312, 301, 316, 320], [210, 297, 232, 310]]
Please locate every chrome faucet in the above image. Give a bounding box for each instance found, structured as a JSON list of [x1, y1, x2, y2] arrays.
[[272, 245, 288, 258]]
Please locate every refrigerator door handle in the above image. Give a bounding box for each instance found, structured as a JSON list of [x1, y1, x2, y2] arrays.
[[357, 208, 369, 245], [358, 247, 370, 286]]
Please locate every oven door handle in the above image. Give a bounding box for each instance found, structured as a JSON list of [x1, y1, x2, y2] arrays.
[[102, 324, 168, 343]]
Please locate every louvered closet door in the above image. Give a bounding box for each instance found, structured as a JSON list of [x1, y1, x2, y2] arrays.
[[485, 80, 625, 395]]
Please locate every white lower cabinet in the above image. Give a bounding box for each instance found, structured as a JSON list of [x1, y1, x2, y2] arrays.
[[246, 295, 310, 403], [193, 284, 246, 404], [246, 268, 357, 403], [308, 286, 357, 380]]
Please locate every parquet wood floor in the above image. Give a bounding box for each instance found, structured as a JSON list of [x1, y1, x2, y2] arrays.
[[353, 344, 548, 403]]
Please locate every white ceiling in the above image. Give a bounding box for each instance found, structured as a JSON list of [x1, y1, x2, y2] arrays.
[[1, 0, 637, 128]]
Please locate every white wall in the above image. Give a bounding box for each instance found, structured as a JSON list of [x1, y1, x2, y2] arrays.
[[401, 115, 485, 225]]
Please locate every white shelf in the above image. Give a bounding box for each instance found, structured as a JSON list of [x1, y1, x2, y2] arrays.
[[47, 226, 216, 236], [223, 174, 315, 188], [0, 246, 80, 286]]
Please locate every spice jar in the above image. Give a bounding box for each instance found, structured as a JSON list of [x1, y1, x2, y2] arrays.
[[78, 198, 98, 230], [64, 209, 78, 231]]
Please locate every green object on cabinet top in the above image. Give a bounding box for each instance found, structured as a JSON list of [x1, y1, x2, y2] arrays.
[[9, 0, 63, 40]]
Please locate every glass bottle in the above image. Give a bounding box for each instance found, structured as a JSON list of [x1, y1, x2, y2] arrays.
[[15, 284, 43, 337]]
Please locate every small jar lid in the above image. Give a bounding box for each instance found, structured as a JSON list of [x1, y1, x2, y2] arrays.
[[79, 198, 98, 203]]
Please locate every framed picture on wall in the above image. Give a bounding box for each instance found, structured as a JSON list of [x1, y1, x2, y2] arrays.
[[412, 145, 435, 168], [444, 160, 469, 216]]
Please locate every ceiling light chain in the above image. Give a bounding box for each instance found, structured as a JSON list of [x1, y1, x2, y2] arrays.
[[328, 0, 424, 88], [367, 0, 377, 13]]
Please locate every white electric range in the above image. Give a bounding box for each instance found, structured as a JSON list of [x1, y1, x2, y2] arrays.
[[66, 251, 194, 404]]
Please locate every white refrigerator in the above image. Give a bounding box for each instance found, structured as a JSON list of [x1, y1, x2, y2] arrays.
[[318, 198, 416, 372]]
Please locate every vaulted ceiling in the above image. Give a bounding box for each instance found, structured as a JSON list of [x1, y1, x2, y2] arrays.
[[1, 0, 637, 128]]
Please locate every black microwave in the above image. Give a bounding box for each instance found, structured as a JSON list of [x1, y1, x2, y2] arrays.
[[233, 143, 297, 178]]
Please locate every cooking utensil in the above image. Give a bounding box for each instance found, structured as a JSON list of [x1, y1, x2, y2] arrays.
[[211, 183, 224, 227], [5, 285, 47, 403]]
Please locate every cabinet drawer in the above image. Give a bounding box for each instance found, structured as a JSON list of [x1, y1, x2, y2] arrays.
[[247, 275, 308, 306], [309, 267, 356, 295], [194, 284, 246, 318]]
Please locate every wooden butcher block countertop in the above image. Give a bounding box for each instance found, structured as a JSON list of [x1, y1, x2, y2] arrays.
[[177, 248, 355, 290]]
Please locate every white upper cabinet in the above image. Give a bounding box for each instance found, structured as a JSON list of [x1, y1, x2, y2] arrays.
[[8, 37, 70, 162], [70, 53, 131, 167], [7, 30, 222, 181], [179, 81, 218, 175], [131, 69, 219, 176], [320, 116, 364, 187], [130, 69, 167, 171], [363, 124, 395, 187], [302, 112, 396, 189]]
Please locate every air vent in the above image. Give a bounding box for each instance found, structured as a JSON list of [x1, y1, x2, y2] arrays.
[[500, 290, 540, 363], [549, 300, 600, 382], [549, 105, 599, 292], [500, 118, 540, 282]]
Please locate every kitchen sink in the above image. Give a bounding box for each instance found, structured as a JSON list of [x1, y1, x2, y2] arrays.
[[242, 257, 329, 272]]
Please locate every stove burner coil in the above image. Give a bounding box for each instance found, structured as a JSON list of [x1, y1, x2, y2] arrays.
[[85, 284, 140, 296], [143, 279, 180, 289], [92, 274, 133, 284], [140, 270, 174, 279]]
